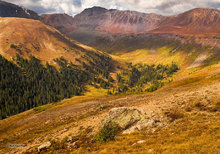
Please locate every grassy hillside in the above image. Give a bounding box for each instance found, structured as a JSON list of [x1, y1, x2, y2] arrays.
[[0, 63, 219, 153], [0, 17, 112, 66], [111, 41, 219, 69], [0, 17, 117, 119]]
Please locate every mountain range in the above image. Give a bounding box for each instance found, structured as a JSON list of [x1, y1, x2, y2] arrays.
[[42, 6, 220, 35], [1, 1, 220, 52], [41, 6, 220, 52]]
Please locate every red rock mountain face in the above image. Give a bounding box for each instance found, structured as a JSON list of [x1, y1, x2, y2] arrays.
[[41, 14, 76, 34], [0, 0, 40, 20], [73, 7, 166, 33], [151, 8, 220, 35], [40, 7, 220, 52], [41, 7, 220, 36]]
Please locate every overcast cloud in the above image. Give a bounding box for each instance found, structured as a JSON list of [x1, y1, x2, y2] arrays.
[[3, 0, 220, 16]]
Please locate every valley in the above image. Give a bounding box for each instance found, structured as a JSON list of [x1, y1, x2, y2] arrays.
[[0, 0, 219, 153]]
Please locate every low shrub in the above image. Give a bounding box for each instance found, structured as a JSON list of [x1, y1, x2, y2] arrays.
[[95, 123, 120, 143]]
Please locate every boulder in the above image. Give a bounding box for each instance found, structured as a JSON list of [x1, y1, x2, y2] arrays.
[[38, 141, 51, 152], [101, 107, 148, 130]]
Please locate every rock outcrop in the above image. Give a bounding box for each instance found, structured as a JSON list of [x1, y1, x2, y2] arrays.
[[100, 107, 158, 134], [101, 107, 147, 129]]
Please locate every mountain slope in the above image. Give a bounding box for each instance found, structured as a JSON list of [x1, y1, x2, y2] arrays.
[[151, 8, 220, 35], [0, 0, 40, 20], [0, 17, 106, 64], [0, 17, 115, 82], [0, 17, 115, 119], [0, 63, 219, 153], [41, 13, 76, 34]]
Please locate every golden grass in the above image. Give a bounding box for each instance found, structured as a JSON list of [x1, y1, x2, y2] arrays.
[[84, 86, 108, 96], [72, 90, 220, 154], [111, 46, 187, 68], [71, 111, 220, 154], [1, 68, 219, 153], [0, 39, 219, 153]]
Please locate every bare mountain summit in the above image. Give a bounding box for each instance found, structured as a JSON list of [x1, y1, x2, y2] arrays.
[[0, 0, 40, 20], [72, 6, 166, 33]]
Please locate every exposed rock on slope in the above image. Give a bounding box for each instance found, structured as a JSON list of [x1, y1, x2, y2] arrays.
[[100, 107, 160, 134], [72, 6, 166, 34], [0, 0, 40, 20], [101, 107, 147, 130]]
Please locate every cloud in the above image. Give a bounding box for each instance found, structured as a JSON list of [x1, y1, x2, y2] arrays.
[[3, 0, 220, 16]]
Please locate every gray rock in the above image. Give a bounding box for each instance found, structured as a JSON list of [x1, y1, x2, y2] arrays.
[[122, 119, 156, 134], [38, 141, 51, 152], [101, 107, 147, 130]]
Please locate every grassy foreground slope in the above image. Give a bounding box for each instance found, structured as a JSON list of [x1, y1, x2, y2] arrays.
[[0, 58, 219, 153]]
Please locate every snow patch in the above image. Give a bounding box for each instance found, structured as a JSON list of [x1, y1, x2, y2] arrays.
[[22, 7, 30, 16]]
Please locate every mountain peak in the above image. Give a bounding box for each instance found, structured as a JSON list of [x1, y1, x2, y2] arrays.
[[189, 7, 220, 12], [82, 6, 108, 15], [72, 7, 166, 34], [0, 0, 40, 20], [150, 8, 220, 35]]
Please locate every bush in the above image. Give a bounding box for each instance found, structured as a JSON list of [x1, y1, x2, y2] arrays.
[[10, 44, 17, 49], [95, 123, 120, 143]]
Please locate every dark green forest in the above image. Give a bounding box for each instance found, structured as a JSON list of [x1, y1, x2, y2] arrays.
[[112, 62, 179, 94], [0, 54, 112, 119], [0, 53, 178, 119]]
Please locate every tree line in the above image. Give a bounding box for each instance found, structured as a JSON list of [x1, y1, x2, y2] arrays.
[[111, 62, 179, 94]]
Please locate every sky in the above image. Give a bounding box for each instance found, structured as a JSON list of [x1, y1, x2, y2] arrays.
[[4, 0, 220, 16]]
